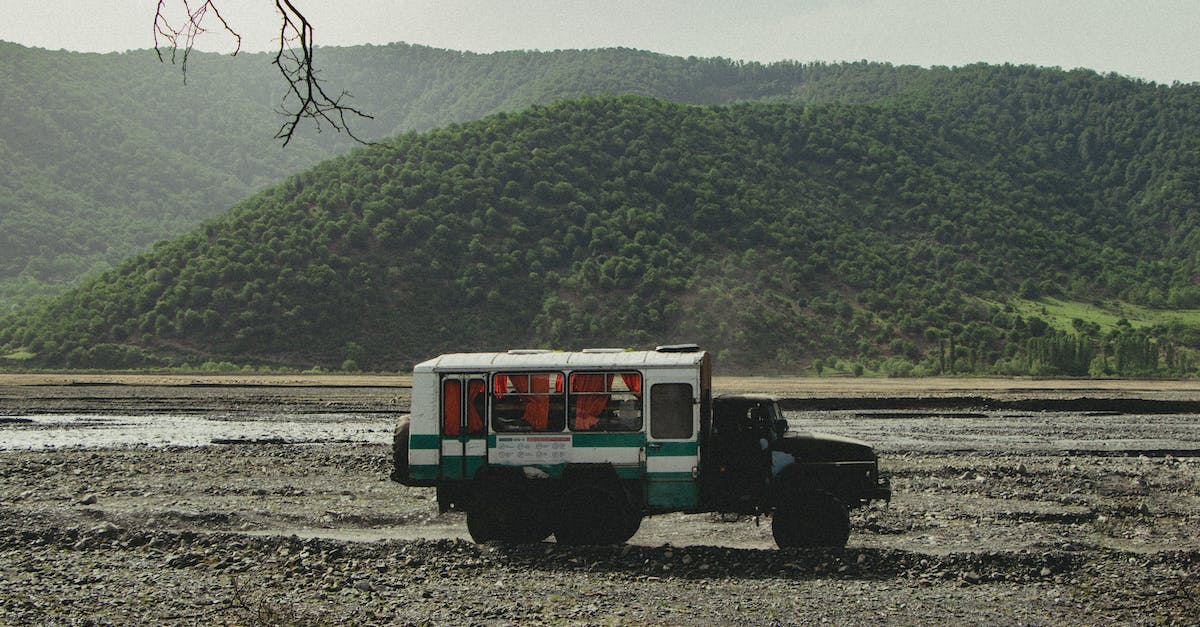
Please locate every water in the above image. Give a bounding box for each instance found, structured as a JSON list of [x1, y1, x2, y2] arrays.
[[4, 408, 1200, 454], [0, 413, 394, 450]]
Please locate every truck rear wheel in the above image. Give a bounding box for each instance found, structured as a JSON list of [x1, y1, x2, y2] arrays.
[[467, 501, 553, 544], [771, 492, 850, 549], [467, 478, 553, 544], [555, 485, 640, 545]]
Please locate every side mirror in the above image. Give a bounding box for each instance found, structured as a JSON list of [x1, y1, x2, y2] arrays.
[[773, 418, 789, 435]]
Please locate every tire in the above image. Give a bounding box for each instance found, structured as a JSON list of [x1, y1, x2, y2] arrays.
[[555, 485, 639, 545], [771, 492, 850, 549], [617, 510, 643, 544], [467, 482, 553, 544]]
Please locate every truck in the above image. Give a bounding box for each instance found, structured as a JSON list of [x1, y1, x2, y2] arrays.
[[391, 345, 890, 548]]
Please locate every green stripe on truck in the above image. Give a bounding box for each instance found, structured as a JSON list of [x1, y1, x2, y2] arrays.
[[647, 441, 698, 456], [410, 434, 440, 449]]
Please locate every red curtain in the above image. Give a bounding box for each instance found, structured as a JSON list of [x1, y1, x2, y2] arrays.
[[572, 373, 611, 430], [525, 374, 551, 430], [507, 374, 551, 430], [620, 373, 641, 395], [442, 379, 461, 436], [466, 379, 485, 435], [493, 374, 508, 397]]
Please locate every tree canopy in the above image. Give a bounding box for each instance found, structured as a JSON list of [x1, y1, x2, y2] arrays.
[[0, 42, 928, 312], [2, 65, 1198, 375]]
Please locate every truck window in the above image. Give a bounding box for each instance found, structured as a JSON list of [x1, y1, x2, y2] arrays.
[[491, 372, 565, 432], [650, 383, 693, 439], [442, 379, 461, 436], [569, 372, 642, 431]]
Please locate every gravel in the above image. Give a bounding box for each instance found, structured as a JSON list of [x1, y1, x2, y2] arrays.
[[2, 382, 1200, 624]]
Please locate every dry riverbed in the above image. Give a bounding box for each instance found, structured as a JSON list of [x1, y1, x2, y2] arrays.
[[2, 376, 1200, 625]]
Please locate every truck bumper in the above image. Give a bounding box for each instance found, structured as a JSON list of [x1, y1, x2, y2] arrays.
[[864, 473, 892, 503]]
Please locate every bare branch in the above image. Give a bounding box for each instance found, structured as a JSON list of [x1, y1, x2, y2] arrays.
[[152, 1, 372, 146], [270, 0, 373, 146], [153, 0, 241, 83]]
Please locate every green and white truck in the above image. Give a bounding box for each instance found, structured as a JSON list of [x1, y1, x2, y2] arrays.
[[392, 345, 890, 547]]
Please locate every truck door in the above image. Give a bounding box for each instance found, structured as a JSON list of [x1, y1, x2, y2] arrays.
[[644, 380, 700, 511], [439, 376, 487, 480]]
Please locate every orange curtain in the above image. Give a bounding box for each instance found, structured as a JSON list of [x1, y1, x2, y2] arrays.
[[466, 379, 486, 435], [493, 374, 508, 397], [572, 373, 610, 430], [495, 373, 558, 430], [524, 374, 550, 430], [620, 373, 641, 395], [442, 379, 462, 436]]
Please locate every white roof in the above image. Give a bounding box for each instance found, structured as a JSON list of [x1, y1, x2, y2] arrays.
[[414, 349, 707, 373]]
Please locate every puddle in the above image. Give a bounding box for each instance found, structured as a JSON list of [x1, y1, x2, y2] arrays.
[[785, 409, 1200, 454], [4, 408, 1200, 455], [0, 413, 394, 450]]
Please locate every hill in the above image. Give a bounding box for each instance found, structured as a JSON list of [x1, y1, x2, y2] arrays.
[[3, 70, 1199, 374], [0, 41, 924, 311]]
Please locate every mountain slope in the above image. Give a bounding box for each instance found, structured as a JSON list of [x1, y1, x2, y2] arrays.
[[3, 80, 1198, 374], [0, 41, 927, 310]]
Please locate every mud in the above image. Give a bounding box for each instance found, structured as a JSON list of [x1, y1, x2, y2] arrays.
[[2, 378, 1200, 624]]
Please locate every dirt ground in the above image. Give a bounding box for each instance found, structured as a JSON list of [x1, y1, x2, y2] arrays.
[[2, 376, 1200, 625]]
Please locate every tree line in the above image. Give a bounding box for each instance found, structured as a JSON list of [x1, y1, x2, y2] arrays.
[[0, 64, 1198, 374]]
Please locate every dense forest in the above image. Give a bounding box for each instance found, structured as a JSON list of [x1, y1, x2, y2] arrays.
[[2, 61, 1199, 374], [0, 41, 926, 312]]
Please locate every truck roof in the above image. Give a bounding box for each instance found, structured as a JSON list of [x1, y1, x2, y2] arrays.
[[414, 348, 708, 373]]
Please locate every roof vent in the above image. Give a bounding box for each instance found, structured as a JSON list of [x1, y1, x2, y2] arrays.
[[655, 343, 702, 353]]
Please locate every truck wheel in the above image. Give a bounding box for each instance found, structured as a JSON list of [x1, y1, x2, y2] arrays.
[[771, 492, 850, 549], [617, 511, 643, 543], [555, 485, 638, 545], [467, 483, 553, 544]]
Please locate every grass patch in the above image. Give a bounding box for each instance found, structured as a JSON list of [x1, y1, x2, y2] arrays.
[[1011, 297, 1200, 333]]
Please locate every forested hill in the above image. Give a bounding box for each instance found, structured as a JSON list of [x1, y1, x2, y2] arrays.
[[3, 82, 1199, 375], [0, 41, 924, 311]]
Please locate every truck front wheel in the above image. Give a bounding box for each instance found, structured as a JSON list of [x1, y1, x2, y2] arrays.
[[771, 492, 850, 549]]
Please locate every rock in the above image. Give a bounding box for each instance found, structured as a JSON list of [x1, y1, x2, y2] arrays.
[[165, 552, 203, 568], [76, 494, 98, 505], [88, 522, 122, 538]]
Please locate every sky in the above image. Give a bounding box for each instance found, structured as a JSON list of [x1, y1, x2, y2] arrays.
[[1, 0, 1198, 85]]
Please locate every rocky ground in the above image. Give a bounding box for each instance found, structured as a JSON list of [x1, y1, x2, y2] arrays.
[[2, 378, 1200, 625]]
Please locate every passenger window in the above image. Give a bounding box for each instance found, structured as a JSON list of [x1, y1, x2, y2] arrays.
[[569, 372, 642, 431], [650, 383, 693, 439], [491, 372, 565, 432]]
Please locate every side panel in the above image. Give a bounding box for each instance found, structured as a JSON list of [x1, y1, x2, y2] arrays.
[[644, 368, 702, 511], [488, 432, 645, 478], [407, 371, 441, 482]]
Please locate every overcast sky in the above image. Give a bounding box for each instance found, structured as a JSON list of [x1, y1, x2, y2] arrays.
[[1, 0, 1197, 84]]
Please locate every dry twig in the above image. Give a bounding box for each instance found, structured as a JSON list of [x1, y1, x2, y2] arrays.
[[153, 0, 372, 146]]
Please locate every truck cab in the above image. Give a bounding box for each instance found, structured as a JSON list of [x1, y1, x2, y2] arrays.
[[701, 394, 890, 546]]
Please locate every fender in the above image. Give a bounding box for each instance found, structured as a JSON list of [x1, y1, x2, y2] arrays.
[[768, 461, 832, 505]]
